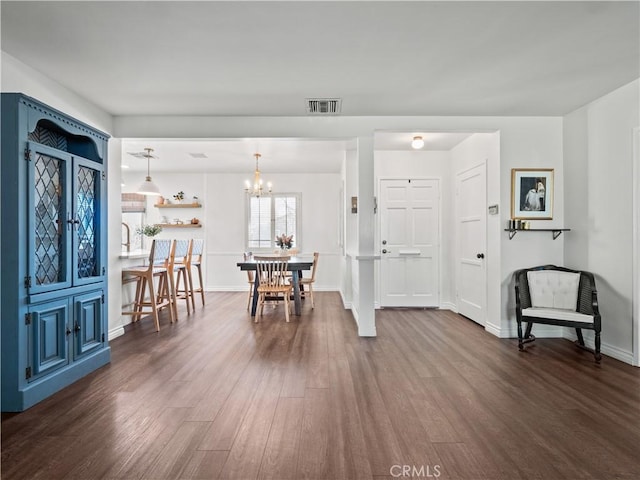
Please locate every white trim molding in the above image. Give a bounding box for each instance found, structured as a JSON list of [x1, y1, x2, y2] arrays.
[[633, 126, 640, 366]]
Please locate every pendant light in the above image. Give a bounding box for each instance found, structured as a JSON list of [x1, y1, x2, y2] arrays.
[[136, 147, 161, 196]]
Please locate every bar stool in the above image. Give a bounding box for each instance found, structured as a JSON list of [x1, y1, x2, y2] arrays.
[[170, 239, 192, 315], [121, 239, 174, 331], [188, 239, 205, 307]]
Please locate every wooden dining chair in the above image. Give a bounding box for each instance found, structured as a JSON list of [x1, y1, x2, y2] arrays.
[[243, 252, 255, 311], [299, 252, 319, 309], [254, 255, 293, 322], [121, 239, 175, 331], [169, 239, 192, 316]]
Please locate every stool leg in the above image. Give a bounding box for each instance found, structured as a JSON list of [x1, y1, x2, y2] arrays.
[[167, 269, 178, 321], [187, 266, 196, 310], [133, 276, 144, 322], [196, 264, 205, 306], [178, 268, 191, 315], [147, 272, 160, 332]]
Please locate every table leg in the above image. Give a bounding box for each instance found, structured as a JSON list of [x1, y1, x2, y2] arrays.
[[292, 270, 301, 315], [251, 274, 259, 316]]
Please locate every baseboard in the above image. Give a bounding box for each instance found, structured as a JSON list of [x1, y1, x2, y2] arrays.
[[339, 290, 352, 309], [108, 326, 125, 341], [564, 330, 634, 365], [484, 321, 502, 338], [501, 324, 565, 339], [439, 302, 457, 313]]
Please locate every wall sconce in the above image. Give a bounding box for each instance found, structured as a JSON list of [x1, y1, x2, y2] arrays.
[[351, 196, 358, 214]]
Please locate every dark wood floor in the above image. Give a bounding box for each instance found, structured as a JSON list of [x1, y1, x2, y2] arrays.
[[2, 292, 640, 479]]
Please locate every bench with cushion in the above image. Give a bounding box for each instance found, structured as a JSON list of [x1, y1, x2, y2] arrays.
[[514, 264, 602, 362]]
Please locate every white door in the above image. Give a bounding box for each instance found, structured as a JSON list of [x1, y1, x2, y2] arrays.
[[456, 163, 487, 325], [380, 179, 439, 307]]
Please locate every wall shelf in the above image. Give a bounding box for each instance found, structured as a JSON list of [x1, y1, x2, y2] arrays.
[[505, 228, 570, 240], [158, 223, 202, 228], [154, 203, 201, 208]]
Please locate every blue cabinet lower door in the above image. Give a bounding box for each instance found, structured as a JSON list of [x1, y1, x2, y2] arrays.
[[29, 298, 70, 380], [73, 290, 104, 360]]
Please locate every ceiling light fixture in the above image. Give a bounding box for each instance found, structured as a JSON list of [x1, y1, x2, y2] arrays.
[[411, 136, 425, 149], [136, 147, 161, 196], [244, 153, 272, 197]]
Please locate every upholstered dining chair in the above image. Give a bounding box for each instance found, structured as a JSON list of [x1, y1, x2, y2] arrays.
[[299, 252, 319, 309], [121, 239, 174, 331], [243, 252, 255, 310], [254, 255, 293, 322]]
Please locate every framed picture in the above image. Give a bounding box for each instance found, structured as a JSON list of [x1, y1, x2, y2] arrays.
[[511, 168, 553, 219]]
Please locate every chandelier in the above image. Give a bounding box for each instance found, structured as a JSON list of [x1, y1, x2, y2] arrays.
[[244, 153, 272, 197]]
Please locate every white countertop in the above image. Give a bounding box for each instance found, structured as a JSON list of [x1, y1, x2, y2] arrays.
[[119, 249, 149, 260]]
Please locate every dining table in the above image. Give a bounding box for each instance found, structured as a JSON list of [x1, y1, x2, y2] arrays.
[[237, 255, 314, 317]]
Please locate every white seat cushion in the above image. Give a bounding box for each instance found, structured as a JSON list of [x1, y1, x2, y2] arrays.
[[522, 307, 594, 324], [527, 270, 580, 310]]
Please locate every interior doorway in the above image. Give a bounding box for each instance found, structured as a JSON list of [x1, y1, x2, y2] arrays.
[[455, 162, 487, 326], [379, 178, 440, 307]]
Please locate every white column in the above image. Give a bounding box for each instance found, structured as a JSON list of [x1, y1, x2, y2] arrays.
[[356, 136, 377, 336]]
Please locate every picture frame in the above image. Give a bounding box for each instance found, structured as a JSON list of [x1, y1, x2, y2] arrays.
[[511, 168, 554, 219]]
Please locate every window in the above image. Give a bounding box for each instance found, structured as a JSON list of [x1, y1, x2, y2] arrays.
[[247, 193, 300, 250]]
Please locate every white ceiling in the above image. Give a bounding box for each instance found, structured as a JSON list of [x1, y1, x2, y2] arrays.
[[2, 1, 638, 172], [121, 132, 474, 173]]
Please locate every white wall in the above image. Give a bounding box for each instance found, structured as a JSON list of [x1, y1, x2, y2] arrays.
[[564, 79, 640, 364], [123, 170, 343, 292], [1, 52, 112, 133]]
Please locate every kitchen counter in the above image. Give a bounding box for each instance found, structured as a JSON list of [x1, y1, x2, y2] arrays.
[[119, 249, 149, 260]]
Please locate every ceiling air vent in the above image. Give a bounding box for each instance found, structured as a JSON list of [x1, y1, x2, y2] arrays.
[[306, 98, 342, 115], [189, 153, 208, 159]]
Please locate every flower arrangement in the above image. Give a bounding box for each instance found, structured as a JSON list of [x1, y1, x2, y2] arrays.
[[275, 234, 294, 249], [173, 191, 185, 202], [136, 224, 163, 237]]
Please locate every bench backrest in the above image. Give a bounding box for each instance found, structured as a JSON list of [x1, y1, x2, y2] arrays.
[[527, 270, 580, 310]]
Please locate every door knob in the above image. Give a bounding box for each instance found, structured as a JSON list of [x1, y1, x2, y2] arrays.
[[382, 249, 388, 254], [477, 253, 485, 259], [382, 240, 387, 245]]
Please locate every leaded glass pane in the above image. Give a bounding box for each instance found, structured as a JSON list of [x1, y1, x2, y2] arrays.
[[77, 166, 98, 278], [34, 154, 64, 285]]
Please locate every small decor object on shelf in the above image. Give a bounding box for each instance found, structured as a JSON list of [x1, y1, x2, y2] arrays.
[[173, 191, 185, 203], [136, 224, 163, 237], [190, 217, 200, 225], [276, 234, 294, 251]]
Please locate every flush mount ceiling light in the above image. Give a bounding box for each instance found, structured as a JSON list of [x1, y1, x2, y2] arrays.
[[244, 153, 272, 197], [411, 136, 425, 149], [134, 147, 161, 196]]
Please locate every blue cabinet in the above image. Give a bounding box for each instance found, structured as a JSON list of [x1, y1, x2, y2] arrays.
[[1, 94, 110, 411]]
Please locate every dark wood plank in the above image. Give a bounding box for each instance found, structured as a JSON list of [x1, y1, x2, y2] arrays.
[[2, 292, 639, 480], [257, 397, 304, 480]]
